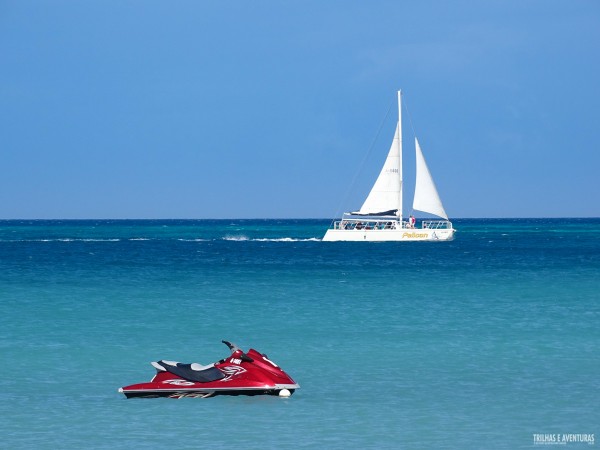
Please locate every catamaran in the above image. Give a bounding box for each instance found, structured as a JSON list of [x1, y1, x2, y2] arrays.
[[323, 90, 455, 242]]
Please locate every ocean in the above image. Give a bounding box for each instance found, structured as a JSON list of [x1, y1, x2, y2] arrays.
[[0, 218, 598, 449]]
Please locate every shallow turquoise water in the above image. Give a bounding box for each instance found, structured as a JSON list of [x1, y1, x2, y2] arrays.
[[0, 219, 598, 449]]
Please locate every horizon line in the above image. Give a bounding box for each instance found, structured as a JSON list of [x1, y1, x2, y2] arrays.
[[1, 217, 599, 221]]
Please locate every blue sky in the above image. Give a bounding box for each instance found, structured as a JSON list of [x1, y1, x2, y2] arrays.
[[1, 1, 599, 219]]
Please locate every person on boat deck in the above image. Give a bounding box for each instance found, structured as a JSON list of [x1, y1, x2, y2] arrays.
[[409, 215, 416, 228]]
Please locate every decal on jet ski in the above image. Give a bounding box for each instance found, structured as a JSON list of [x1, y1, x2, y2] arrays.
[[168, 392, 213, 399], [162, 379, 195, 386], [229, 358, 242, 364], [220, 365, 247, 379]]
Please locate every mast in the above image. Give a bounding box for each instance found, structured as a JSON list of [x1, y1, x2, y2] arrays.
[[397, 90, 403, 222]]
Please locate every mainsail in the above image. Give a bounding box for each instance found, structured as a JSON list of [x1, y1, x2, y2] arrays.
[[413, 137, 448, 219], [355, 123, 402, 216], [355, 91, 403, 217]]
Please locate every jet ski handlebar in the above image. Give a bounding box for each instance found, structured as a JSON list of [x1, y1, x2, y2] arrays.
[[222, 340, 240, 352], [221, 340, 253, 362]]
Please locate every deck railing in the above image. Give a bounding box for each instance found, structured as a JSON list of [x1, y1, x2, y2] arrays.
[[331, 219, 452, 231], [332, 220, 399, 230], [421, 220, 452, 229]]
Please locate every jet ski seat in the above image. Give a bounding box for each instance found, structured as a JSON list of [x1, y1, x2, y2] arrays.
[[191, 362, 214, 371], [152, 360, 226, 383]]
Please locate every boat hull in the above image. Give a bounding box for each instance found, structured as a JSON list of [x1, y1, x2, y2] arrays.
[[322, 227, 455, 242]]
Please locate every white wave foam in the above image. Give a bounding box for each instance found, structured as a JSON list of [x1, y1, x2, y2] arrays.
[[253, 237, 320, 242], [223, 235, 250, 241], [29, 238, 122, 242], [82, 239, 120, 242], [223, 236, 319, 242]]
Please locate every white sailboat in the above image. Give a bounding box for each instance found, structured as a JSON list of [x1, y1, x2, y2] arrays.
[[323, 90, 455, 242]]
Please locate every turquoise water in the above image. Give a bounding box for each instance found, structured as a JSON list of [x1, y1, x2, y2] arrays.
[[1, 219, 598, 449]]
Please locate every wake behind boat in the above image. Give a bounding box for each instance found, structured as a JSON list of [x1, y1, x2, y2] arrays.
[[323, 90, 455, 242]]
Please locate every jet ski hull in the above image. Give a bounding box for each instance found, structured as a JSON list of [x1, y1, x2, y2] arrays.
[[120, 386, 298, 399]]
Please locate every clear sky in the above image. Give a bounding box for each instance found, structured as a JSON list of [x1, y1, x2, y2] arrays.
[[1, 1, 599, 219]]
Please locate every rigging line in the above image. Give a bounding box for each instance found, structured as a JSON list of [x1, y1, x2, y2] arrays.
[[329, 96, 394, 225]]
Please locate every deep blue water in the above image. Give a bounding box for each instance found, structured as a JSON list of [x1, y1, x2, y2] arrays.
[[0, 219, 598, 449]]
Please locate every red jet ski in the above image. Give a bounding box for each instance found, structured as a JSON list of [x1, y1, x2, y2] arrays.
[[119, 341, 299, 399]]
